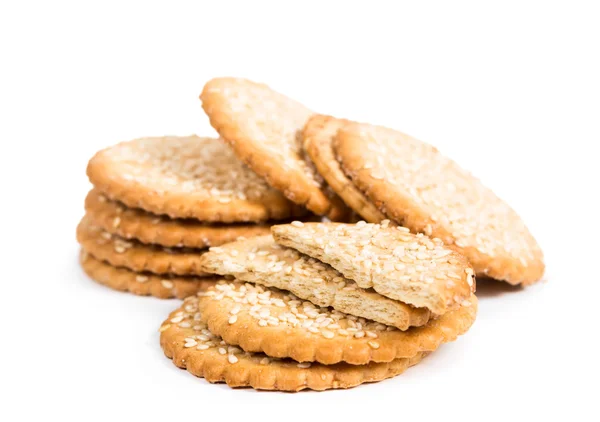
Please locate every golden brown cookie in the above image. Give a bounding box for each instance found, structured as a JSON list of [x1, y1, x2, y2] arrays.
[[79, 250, 218, 299], [200, 78, 347, 219], [85, 189, 273, 248], [334, 122, 545, 285], [198, 235, 431, 330], [76, 215, 209, 276], [160, 295, 426, 391], [272, 222, 475, 315], [87, 135, 303, 222], [303, 115, 387, 223], [197, 282, 477, 365]]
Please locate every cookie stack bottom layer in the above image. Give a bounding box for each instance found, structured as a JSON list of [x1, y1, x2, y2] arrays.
[[159, 280, 477, 390], [160, 293, 427, 391]]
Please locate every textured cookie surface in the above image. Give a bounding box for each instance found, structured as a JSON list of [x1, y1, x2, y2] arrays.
[[201, 78, 346, 218], [85, 189, 272, 248], [160, 297, 426, 391], [199, 235, 431, 330], [272, 222, 475, 315], [76, 215, 209, 276], [335, 123, 545, 284], [197, 282, 477, 365], [303, 115, 387, 223], [87, 135, 302, 222], [79, 250, 218, 299]]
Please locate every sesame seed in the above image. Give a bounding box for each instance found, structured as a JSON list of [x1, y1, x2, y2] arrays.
[[368, 341, 380, 349], [161, 280, 174, 289], [297, 362, 311, 368], [228, 354, 238, 364], [136, 275, 148, 283]]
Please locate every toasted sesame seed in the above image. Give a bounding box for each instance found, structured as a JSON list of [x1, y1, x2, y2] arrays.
[[228, 354, 239, 364], [297, 362, 311, 368], [368, 341, 380, 349], [161, 280, 174, 289]]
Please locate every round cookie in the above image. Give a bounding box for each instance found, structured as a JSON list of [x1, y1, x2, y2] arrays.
[[198, 235, 431, 330], [303, 115, 387, 223], [76, 215, 209, 276], [79, 250, 218, 299], [197, 282, 477, 365], [334, 122, 545, 285], [272, 221, 475, 315], [200, 77, 347, 219], [160, 297, 426, 391], [85, 189, 273, 248], [87, 135, 303, 222]]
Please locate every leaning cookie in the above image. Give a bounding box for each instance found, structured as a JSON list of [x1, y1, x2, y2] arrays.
[[334, 122, 545, 285], [76, 215, 209, 276], [87, 135, 303, 222], [272, 221, 475, 315], [197, 282, 477, 365], [303, 115, 387, 223], [200, 77, 347, 219], [85, 189, 272, 248], [198, 235, 431, 330], [160, 297, 426, 391], [79, 250, 218, 299]]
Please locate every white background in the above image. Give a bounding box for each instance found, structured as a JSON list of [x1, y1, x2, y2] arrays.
[[1, 1, 598, 420]]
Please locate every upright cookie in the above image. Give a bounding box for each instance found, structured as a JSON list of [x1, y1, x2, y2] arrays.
[[334, 122, 545, 284], [76, 216, 209, 276], [80, 250, 218, 299], [200, 78, 346, 219], [160, 298, 426, 391], [272, 222, 475, 315], [198, 235, 431, 330], [85, 189, 272, 248], [87, 135, 302, 222], [303, 115, 387, 223], [198, 282, 476, 365]]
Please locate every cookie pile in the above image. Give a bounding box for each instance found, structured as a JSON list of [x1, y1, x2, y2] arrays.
[[79, 76, 544, 392], [160, 221, 477, 390], [78, 135, 307, 298]]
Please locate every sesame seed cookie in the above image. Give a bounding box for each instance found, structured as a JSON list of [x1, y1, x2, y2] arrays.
[[76, 216, 209, 276], [334, 122, 545, 285], [87, 135, 304, 222], [198, 235, 431, 330], [85, 189, 273, 248], [200, 78, 347, 219], [197, 282, 477, 365], [303, 115, 387, 223], [79, 250, 219, 299], [160, 297, 426, 391], [272, 222, 475, 315]]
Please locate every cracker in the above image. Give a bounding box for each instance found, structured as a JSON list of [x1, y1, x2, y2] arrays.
[[79, 249, 218, 299], [303, 115, 387, 223], [160, 296, 426, 391], [198, 235, 431, 330], [272, 222, 475, 315], [87, 135, 303, 222], [197, 282, 477, 365], [76, 215, 209, 276], [334, 122, 545, 284], [200, 77, 347, 219], [85, 189, 272, 248]]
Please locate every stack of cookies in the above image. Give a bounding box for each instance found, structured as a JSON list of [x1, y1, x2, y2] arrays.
[[78, 135, 307, 298], [78, 76, 544, 392], [159, 220, 477, 391]]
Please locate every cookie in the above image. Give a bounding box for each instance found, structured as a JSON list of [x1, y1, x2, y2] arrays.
[[87, 135, 303, 222], [197, 282, 477, 365], [200, 77, 347, 219], [76, 215, 209, 276], [303, 115, 387, 223], [198, 235, 431, 330], [272, 221, 475, 315], [160, 297, 426, 391], [85, 189, 273, 248], [79, 250, 218, 299], [334, 122, 545, 285]]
